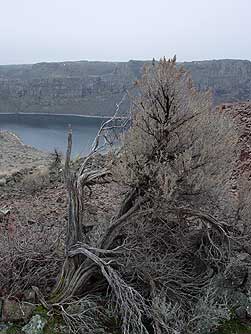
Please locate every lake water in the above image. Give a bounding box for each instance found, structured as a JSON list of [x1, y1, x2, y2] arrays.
[[0, 113, 105, 156]]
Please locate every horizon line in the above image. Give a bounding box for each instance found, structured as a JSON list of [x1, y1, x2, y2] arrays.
[[0, 57, 250, 67]]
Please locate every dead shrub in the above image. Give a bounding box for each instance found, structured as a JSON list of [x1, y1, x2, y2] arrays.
[[49, 149, 64, 182], [0, 218, 63, 298]]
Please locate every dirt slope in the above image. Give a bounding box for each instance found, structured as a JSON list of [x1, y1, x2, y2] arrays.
[[0, 130, 49, 180]]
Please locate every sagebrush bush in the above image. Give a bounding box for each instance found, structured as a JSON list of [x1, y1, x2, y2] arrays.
[[32, 58, 251, 334]]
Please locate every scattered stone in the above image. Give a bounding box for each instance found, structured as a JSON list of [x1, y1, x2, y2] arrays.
[[0, 207, 10, 222], [0, 179, 6, 187], [22, 314, 47, 334], [2, 299, 35, 322]]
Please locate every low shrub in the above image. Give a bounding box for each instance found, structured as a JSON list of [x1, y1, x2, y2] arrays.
[[22, 167, 50, 193], [0, 218, 63, 298]]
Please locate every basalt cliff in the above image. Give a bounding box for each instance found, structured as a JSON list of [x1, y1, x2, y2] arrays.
[[0, 59, 251, 116]]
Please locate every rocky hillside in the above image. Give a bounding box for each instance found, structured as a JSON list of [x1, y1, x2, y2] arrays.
[[0, 131, 49, 182], [0, 59, 251, 116]]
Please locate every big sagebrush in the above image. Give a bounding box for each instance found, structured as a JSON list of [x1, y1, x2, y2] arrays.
[[33, 58, 251, 334]]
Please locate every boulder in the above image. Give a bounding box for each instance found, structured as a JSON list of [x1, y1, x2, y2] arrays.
[[22, 315, 47, 334]]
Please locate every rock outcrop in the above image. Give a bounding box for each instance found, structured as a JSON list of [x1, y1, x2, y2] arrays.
[[216, 102, 251, 176], [0, 59, 251, 116]]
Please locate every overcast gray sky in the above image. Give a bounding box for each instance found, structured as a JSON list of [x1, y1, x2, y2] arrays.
[[0, 0, 249, 64]]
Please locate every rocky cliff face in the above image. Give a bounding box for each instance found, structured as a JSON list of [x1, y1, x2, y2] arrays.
[[184, 59, 251, 105], [0, 59, 251, 116]]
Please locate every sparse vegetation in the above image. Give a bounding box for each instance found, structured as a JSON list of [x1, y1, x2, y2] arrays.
[[1, 57, 251, 334]]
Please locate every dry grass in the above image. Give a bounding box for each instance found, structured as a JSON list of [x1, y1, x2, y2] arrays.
[[22, 167, 50, 193]]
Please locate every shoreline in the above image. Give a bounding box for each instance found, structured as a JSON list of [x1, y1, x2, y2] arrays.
[[0, 112, 111, 120], [0, 113, 107, 157]]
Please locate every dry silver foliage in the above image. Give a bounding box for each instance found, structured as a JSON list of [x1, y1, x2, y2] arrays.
[[30, 58, 251, 334]]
